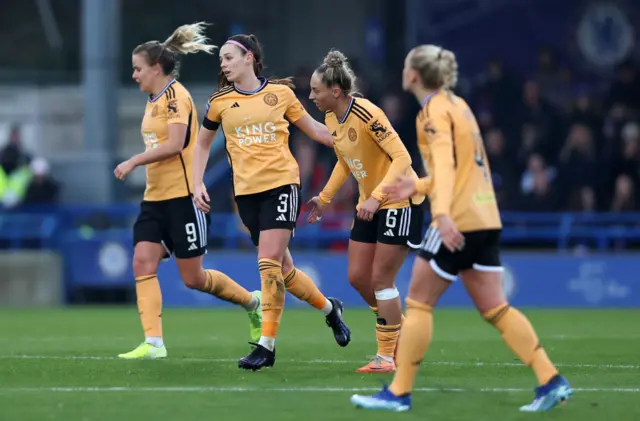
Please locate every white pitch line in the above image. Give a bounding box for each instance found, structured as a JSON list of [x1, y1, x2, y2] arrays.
[[0, 386, 637, 393], [0, 355, 638, 369], [310, 359, 640, 370]]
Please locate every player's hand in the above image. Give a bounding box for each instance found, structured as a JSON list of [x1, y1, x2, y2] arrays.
[[357, 197, 380, 221], [383, 175, 417, 203], [114, 160, 136, 180], [194, 184, 211, 213], [307, 196, 325, 224], [436, 214, 464, 252]]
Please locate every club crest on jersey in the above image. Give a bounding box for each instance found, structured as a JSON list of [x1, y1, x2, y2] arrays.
[[152, 105, 159, 118], [348, 127, 358, 141], [264, 93, 278, 106], [369, 119, 392, 142]]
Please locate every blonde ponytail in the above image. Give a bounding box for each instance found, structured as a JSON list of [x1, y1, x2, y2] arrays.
[[163, 22, 217, 55], [408, 45, 459, 91], [133, 22, 217, 78]]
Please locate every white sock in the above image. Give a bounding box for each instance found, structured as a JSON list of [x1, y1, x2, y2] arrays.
[[244, 295, 259, 312], [377, 354, 394, 363], [145, 336, 164, 348], [258, 336, 275, 351], [321, 299, 333, 316]]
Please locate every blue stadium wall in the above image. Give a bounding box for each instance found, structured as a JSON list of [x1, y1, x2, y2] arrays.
[[63, 234, 639, 308]]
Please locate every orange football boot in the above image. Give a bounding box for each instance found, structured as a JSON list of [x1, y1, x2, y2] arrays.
[[356, 355, 396, 373]]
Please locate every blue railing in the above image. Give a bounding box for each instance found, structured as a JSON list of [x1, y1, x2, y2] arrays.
[[1, 205, 640, 251], [0, 212, 59, 249]]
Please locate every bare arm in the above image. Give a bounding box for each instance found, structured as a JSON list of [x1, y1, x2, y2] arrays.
[[292, 114, 334, 147], [192, 126, 217, 189], [195, 92, 222, 192]]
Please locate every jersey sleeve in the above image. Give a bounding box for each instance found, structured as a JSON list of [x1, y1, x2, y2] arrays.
[[370, 133, 412, 202], [202, 96, 221, 131], [283, 87, 308, 123], [365, 108, 401, 148], [356, 106, 410, 201], [166, 94, 191, 125], [416, 115, 431, 176], [415, 177, 432, 196], [426, 102, 455, 218], [318, 152, 351, 206]]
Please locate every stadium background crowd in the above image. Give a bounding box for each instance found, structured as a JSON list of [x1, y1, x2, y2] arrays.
[[1, 2, 639, 216], [1, 0, 639, 238], [279, 55, 640, 216], [3, 54, 639, 215]]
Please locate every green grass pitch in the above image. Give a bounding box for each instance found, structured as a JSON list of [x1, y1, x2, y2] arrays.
[[0, 307, 638, 420]]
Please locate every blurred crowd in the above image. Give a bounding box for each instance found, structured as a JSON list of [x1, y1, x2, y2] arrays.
[[0, 125, 59, 209], [4, 48, 640, 216], [289, 50, 640, 214]]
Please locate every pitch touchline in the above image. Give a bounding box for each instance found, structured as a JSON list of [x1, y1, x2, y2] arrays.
[[1, 355, 638, 369], [0, 386, 638, 393]]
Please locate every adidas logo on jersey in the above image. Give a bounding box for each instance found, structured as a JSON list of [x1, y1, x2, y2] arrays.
[[384, 229, 395, 237], [231, 102, 240, 108], [276, 214, 287, 222], [188, 243, 198, 251], [331, 131, 337, 137]]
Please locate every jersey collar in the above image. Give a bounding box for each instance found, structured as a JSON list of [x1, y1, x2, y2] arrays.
[[421, 91, 438, 108], [233, 77, 268, 95], [338, 97, 355, 124], [148, 79, 176, 103]]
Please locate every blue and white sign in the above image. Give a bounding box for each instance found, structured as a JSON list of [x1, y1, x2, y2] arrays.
[[98, 242, 129, 279], [60, 232, 640, 308], [577, 2, 635, 67]]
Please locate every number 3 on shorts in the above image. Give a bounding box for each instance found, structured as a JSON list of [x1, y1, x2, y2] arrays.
[[185, 222, 197, 243], [277, 193, 288, 214]]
